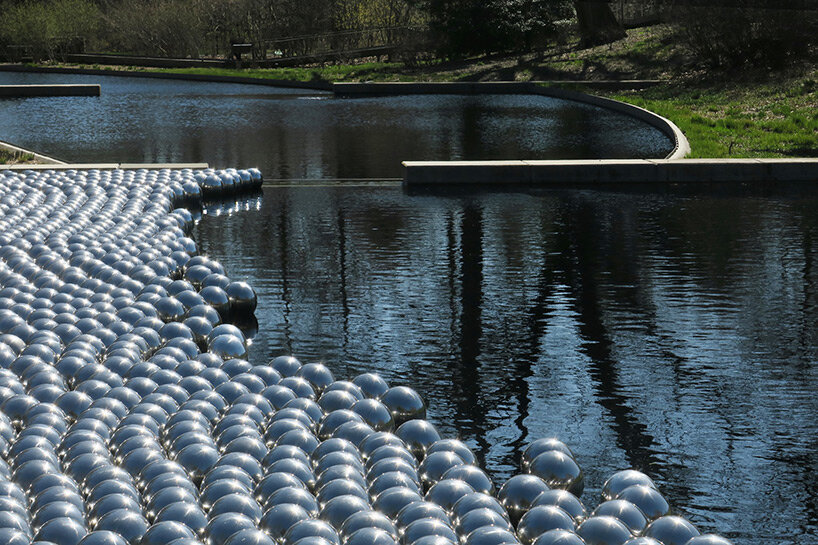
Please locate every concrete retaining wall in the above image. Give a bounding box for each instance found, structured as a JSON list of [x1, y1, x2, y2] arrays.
[[0, 162, 209, 171], [403, 159, 818, 185], [0, 64, 334, 92]]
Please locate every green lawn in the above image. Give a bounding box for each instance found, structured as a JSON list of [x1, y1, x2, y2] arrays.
[[609, 74, 818, 158], [75, 62, 416, 83]]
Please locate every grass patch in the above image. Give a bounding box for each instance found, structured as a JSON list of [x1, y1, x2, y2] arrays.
[[147, 62, 407, 82], [35, 60, 452, 83], [607, 70, 818, 158], [0, 149, 36, 164]]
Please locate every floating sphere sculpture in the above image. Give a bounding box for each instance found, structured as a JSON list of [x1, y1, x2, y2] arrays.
[[642, 516, 699, 545], [522, 439, 575, 471], [259, 503, 310, 541], [411, 537, 457, 545], [517, 505, 577, 545], [345, 528, 398, 545], [282, 520, 340, 545], [602, 471, 656, 502], [532, 490, 586, 523], [0, 168, 734, 545], [419, 451, 465, 488], [351, 398, 394, 432], [591, 501, 647, 535], [532, 530, 587, 545], [497, 474, 551, 525], [463, 526, 520, 545], [402, 518, 459, 544], [441, 465, 494, 496], [395, 420, 441, 460], [396, 501, 450, 528], [622, 538, 663, 545], [379, 386, 426, 425], [319, 494, 372, 529], [456, 508, 513, 536], [206, 513, 257, 545], [225, 282, 256, 318], [0, 528, 29, 545], [374, 487, 423, 520], [451, 492, 508, 523], [425, 478, 475, 513], [576, 516, 633, 545], [340, 511, 398, 541], [270, 356, 302, 378], [528, 451, 584, 497], [296, 364, 334, 394], [352, 373, 389, 399], [223, 529, 276, 545], [615, 486, 669, 521], [33, 517, 88, 545], [426, 439, 477, 466], [77, 531, 130, 545]]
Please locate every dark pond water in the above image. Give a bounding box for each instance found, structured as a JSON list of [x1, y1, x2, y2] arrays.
[[3, 71, 812, 544], [0, 72, 672, 178], [195, 185, 818, 545]]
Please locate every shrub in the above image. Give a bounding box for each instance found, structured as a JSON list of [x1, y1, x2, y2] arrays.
[[671, 6, 818, 69], [0, 0, 100, 60]]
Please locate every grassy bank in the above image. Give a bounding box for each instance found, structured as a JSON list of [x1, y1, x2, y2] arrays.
[[608, 73, 818, 158], [24, 25, 818, 159], [0, 149, 35, 165]]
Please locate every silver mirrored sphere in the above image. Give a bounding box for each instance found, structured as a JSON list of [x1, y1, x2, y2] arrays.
[[642, 516, 699, 545], [576, 516, 633, 545]]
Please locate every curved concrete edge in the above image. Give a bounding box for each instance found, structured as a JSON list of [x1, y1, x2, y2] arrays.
[[0, 162, 210, 170], [0, 139, 65, 165], [333, 81, 690, 160], [536, 86, 690, 159], [0, 64, 334, 92]]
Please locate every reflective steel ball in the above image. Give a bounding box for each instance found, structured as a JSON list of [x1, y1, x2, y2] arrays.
[[615, 486, 669, 521], [602, 471, 655, 502], [527, 451, 583, 497], [642, 516, 699, 545], [576, 516, 633, 545], [532, 530, 587, 545], [591, 501, 647, 535], [497, 474, 551, 525], [379, 387, 425, 426], [517, 505, 576, 545]]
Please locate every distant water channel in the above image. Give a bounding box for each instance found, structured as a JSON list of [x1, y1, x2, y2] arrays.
[[0, 72, 672, 176], [196, 185, 818, 545]]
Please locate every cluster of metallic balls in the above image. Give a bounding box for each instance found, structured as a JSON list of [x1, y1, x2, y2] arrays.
[[0, 167, 734, 545], [504, 445, 733, 545]]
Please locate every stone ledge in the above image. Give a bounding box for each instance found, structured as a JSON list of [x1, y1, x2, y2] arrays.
[[0, 162, 209, 170], [403, 159, 818, 185]]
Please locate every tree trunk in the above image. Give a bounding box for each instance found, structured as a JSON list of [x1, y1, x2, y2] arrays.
[[573, 1, 626, 47]]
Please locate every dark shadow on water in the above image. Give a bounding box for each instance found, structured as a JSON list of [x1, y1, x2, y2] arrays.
[[445, 202, 493, 467], [405, 181, 818, 200]]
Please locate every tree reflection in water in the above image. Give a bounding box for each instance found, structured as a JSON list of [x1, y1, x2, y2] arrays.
[[195, 185, 818, 544]]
